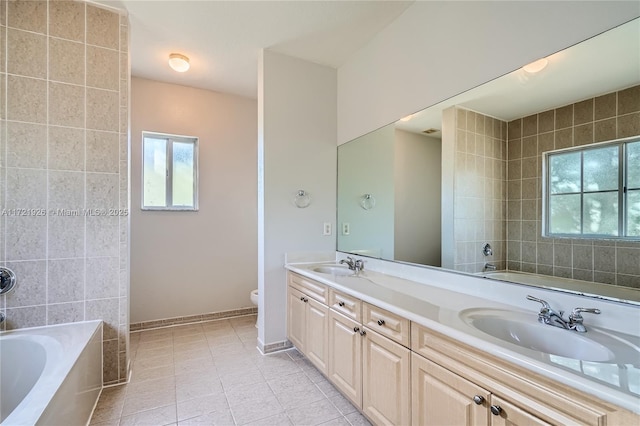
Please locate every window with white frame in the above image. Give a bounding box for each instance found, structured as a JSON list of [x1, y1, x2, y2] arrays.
[[545, 137, 640, 238], [142, 132, 198, 210]]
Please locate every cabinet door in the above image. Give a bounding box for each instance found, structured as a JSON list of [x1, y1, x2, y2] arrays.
[[306, 298, 329, 375], [328, 310, 362, 407], [363, 328, 411, 426], [412, 353, 490, 426], [287, 286, 307, 353], [489, 396, 551, 426]]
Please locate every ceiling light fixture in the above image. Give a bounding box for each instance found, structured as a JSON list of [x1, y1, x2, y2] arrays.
[[522, 58, 548, 74], [168, 53, 190, 72]]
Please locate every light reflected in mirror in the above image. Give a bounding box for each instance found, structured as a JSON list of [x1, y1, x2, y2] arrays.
[[337, 18, 640, 302]]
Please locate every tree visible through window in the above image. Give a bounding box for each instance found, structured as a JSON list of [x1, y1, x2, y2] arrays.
[[142, 132, 198, 210], [546, 138, 640, 238]]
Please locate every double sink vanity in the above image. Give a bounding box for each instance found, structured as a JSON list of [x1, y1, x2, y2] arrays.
[[285, 256, 640, 425]]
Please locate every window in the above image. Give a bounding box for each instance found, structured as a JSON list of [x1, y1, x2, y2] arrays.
[[142, 132, 198, 210], [544, 137, 640, 238]]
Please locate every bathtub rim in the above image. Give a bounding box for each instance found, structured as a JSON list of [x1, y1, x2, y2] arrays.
[[0, 320, 103, 426]]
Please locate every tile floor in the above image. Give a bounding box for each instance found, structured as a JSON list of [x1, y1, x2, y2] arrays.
[[90, 315, 372, 426]]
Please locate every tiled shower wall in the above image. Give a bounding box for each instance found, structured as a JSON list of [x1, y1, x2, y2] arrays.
[[506, 85, 640, 288], [451, 106, 507, 273], [0, 0, 130, 384]]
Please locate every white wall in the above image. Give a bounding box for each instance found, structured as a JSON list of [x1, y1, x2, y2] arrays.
[[394, 130, 441, 266], [337, 125, 395, 259], [258, 51, 337, 349], [337, 1, 640, 144], [130, 77, 257, 323]]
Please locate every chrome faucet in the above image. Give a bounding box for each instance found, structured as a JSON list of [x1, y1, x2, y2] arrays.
[[483, 262, 497, 272], [527, 295, 600, 333], [340, 256, 364, 273], [0, 312, 5, 325]]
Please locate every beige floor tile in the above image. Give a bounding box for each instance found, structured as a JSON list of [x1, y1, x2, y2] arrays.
[[130, 363, 175, 383], [177, 409, 235, 425], [219, 367, 265, 391], [174, 355, 216, 376], [176, 374, 224, 402], [242, 412, 292, 426], [119, 404, 177, 426], [318, 417, 351, 426], [329, 394, 358, 416], [132, 352, 174, 371], [344, 412, 372, 426], [177, 394, 230, 422], [286, 399, 342, 426]]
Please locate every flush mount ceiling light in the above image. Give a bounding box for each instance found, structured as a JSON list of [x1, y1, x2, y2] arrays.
[[522, 58, 548, 74], [168, 53, 190, 72]]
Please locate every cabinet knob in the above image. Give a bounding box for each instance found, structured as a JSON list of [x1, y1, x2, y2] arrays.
[[303, 298, 309, 303], [377, 319, 385, 326], [300, 296, 305, 301], [472, 395, 485, 405], [360, 330, 366, 336], [490, 405, 502, 416], [353, 327, 360, 333], [338, 301, 345, 307]]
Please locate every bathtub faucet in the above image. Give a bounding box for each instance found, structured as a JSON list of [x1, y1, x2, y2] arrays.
[[0, 312, 4, 324], [483, 262, 497, 272]]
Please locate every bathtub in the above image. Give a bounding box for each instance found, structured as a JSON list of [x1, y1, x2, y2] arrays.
[[0, 321, 103, 425]]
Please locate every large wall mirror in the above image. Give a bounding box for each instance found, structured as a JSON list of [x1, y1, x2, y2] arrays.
[[337, 18, 640, 302]]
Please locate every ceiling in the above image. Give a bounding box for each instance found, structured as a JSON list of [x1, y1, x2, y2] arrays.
[[395, 18, 640, 136], [96, 0, 413, 99]]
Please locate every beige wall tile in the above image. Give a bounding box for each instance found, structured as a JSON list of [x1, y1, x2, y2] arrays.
[[103, 339, 119, 383], [7, 29, 46, 78], [0, 74, 5, 119], [48, 258, 85, 303], [522, 114, 537, 137], [618, 85, 640, 115], [86, 256, 119, 299], [48, 215, 85, 259], [7, 75, 47, 123], [521, 135, 537, 158], [87, 216, 119, 257], [7, 0, 46, 34], [119, 23, 128, 52], [618, 112, 640, 138], [87, 45, 119, 90], [595, 92, 617, 120], [555, 105, 573, 129], [48, 126, 85, 171], [574, 123, 594, 146], [594, 117, 616, 142], [5, 216, 47, 260], [4, 260, 46, 307], [6, 121, 47, 169], [87, 4, 119, 50], [87, 172, 118, 209], [87, 88, 119, 131], [555, 128, 573, 149], [538, 110, 554, 133], [5, 305, 46, 330], [574, 98, 594, 125], [47, 301, 84, 325], [49, 37, 85, 85], [87, 130, 119, 172], [48, 170, 84, 209], [86, 297, 119, 339], [6, 167, 46, 208], [49, 0, 85, 42], [49, 82, 85, 127]]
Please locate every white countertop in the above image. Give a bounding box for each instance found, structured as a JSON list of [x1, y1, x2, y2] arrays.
[[285, 261, 640, 414]]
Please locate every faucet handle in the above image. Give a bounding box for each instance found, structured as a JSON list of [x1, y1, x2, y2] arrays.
[[526, 295, 551, 311], [569, 307, 601, 322]]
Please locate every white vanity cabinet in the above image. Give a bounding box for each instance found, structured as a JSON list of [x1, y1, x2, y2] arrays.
[[287, 273, 330, 375], [410, 323, 638, 426]]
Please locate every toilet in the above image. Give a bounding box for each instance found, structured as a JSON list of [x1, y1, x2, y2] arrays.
[[250, 289, 258, 327]]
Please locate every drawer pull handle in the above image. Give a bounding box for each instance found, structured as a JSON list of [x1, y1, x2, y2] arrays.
[[359, 330, 366, 336], [490, 405, 502, 416], [377, 319, 385, 326], [472, 395, 485, 405], [338, 301, 345, 307], [353, 327, 360, 333]]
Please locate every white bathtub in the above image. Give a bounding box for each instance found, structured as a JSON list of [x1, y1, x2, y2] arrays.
[[0, 321, 103, 425]]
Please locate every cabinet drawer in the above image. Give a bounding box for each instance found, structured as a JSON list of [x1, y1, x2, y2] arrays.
[[288, 272, 328, 304], [363, 302, 410, 347], [329, 289, 361, 322]]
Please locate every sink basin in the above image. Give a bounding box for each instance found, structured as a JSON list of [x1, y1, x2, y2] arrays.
[[312, 265, 355, 277], [460, 309, 616, 362]]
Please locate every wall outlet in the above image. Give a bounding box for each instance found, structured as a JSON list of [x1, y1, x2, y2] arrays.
[[342, 223, 350, 235], [323, 222, 332, 236]]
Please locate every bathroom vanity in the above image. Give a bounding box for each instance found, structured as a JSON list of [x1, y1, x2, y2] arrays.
[[285, 261, 640, 425]]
